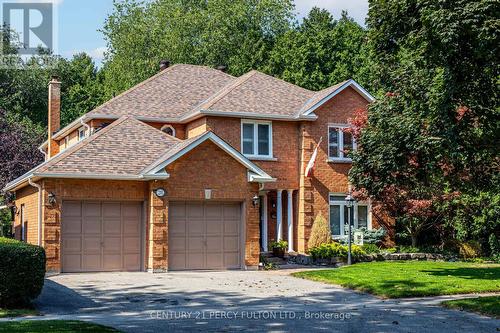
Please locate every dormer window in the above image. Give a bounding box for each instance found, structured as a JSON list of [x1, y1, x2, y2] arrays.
[[241, 120, 273, 159], [78, 127, 86, 141], [161, 124, 176, 137]]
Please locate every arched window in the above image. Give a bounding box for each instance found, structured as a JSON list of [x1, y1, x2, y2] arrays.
[[161, 125, 176, 137]]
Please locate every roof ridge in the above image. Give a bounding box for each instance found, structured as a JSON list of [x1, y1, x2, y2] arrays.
[[37, 116, 133, 172], [198, 71, 258, 110], [251, 70, 314, 94]]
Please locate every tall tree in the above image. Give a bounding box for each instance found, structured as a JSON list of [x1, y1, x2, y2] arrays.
[[265, 8, 372, 91], [350, 0, 499, 249], [101, 0, 294, 97]]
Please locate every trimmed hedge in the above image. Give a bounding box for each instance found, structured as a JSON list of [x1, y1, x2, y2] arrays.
[[0, 238, 46, 307]]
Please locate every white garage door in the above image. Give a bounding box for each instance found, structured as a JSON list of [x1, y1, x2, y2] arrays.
[[61, 201, 142, 272], [168, 202, 242, 270]]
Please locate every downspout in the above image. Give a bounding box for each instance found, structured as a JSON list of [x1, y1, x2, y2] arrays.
[[28, 178, 43, 246], [80, 118, 91, 137], [38, 146, 47, 161]]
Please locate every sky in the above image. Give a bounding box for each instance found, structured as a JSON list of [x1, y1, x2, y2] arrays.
[[10, 0, 370, 66]]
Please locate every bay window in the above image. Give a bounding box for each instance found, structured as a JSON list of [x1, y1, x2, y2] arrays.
[[241, 120, 273, 158], [328, 125, 356, 161], [329, 194, 370, 238]]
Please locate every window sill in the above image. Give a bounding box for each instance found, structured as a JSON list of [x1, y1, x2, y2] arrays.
[[246, 156, 278, 161], [326, 158, 352, 164]]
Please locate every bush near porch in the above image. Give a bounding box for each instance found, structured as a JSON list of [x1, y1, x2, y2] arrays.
[[0, 238, 46, 307]]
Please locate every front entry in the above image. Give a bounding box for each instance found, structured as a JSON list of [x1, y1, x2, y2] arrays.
[[61, 201, 142, 272], [168, 202, 242, 270]]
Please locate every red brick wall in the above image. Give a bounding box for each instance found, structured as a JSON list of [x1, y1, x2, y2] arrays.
[[205, 116, 300, 190], [13, 186, 39, 244], [298, 87, 370, 252]]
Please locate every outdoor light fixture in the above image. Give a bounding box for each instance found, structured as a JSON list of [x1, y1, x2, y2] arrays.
[[252, 195, 259, 207], [154, 188, 167, 198], [48, 192, 57, 206], [345, 190, 356, 265]]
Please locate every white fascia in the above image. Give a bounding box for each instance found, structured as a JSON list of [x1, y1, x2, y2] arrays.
[[144, 132, 274, 183], [302, 79, 375, 116]]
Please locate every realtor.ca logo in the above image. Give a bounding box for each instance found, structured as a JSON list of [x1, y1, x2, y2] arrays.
[[1, 0, 58, 67]]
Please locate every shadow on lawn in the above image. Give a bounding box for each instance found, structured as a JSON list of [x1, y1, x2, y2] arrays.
[[421, 267, 500, 280]]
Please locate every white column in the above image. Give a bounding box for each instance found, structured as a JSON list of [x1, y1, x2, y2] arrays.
[[261, 194, 268, 251], [287, 189, 294, 252], [276, 190, 283, 241]]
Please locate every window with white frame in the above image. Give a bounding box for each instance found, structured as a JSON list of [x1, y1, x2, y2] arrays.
[[241, 120, 272, 158], [328, 125, 356, 160], [329, 194, 370, 237], [78, 127, 86, 141]]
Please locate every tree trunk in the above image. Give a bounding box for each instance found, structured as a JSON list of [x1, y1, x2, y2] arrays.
[[411, 234, 418, 247]]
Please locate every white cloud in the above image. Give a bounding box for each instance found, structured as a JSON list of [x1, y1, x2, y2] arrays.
[[51, 0, 64, 5], [294, 0, 369, 26], [65, 46, 107, 61]]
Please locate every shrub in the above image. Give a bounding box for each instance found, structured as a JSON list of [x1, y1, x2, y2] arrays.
[[361, 243, 380, 254], [0, 238, 46, 307], [308, 212, 331, 249], [355, 227, 386, 245], [458, 241, 482, 259], [269, 240, 288, 250], [308, 242, 366, 260]]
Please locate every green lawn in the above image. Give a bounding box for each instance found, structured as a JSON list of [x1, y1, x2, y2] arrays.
[[0, 308, 38, 318], [292, 261, 500, 298], [442, 296, 500, 318], [0, 320, 120, 333]]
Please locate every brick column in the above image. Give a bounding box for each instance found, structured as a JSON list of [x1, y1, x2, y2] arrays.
[[42, 181, 62, 273], [298, 123, 314, 253], [148, 182, 168, 272]]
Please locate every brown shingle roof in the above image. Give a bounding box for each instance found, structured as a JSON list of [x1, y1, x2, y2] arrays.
[[200, 71, 315, 117], [299, 80, 349, 114], [37, 116, 180, 176], [87, 64, 236, 119]]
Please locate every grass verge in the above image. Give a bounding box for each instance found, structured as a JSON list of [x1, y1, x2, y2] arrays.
[[442, 296, 500, 318], [292, 261, 500, 298], [0, 320, 120, 333]]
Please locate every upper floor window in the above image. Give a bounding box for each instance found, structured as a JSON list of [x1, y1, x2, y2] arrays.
[[78, 127, 86, 141], [329, 194, 370, 238], [328, 125, 356, 161], [241, 120, 272, 158]]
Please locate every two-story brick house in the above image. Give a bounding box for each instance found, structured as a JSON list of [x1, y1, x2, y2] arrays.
[[4, 63, 380, 273]]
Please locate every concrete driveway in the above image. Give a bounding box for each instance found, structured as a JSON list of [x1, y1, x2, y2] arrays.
[[29, 269, 499, 333]]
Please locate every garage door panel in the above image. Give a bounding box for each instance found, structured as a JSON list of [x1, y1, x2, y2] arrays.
[[123, 237, 140, 252], [206, 253, 223, 268], [224, 236, 239, 252], [83, 254, 101, 270], [123, 219, 140, 234], [64, 217, 82, 233], [83, 203, 101, 217], [83, 218, 100, 234], [224, 204, 240, 218], [187, 219, 204, 234], [83, 237, 101, 253], [169, 201, 241, 271], [103, 254, 122, 270], [224, 252, 240, 268], [103, 218, 121, 234], [169, 237, 186, 252], [187, 253, 204, 269], [187, 237, 204, 251], [206, 219, 223, 234], [187, 204, 203, 217], [62, 237, 81, 252], [64, 201, 82, 217], [123, 254, 140, 270], [63, 254, 81, 271], [62, 201, 142, 273], [206, 236, 223, 251]]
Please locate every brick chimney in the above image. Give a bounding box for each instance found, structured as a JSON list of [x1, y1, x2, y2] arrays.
[[48, 76, 61, 158]]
